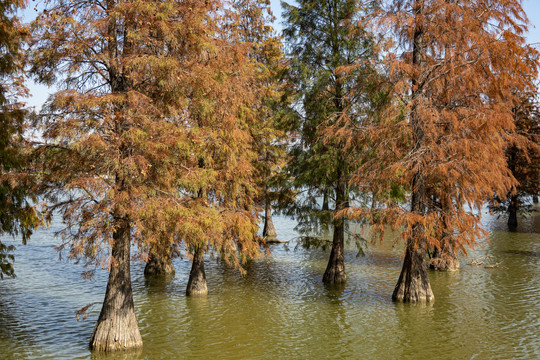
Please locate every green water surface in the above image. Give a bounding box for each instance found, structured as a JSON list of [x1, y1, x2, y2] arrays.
[[1, 209, 539, 359]]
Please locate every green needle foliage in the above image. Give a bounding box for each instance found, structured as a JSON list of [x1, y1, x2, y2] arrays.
[[281, 0, 388, 284]]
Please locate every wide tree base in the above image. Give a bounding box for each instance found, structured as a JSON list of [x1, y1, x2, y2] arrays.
[[186, 249, 208, 296], [392, 280, 434, 303], [186, 283, 208, 296], [89, 312, 143, 352], [262, 206, 278, 239], [262, 224, 277, 239], [144, 253, 175, 277], [90, 219, 143, 352], [392, 243, 434, 303], [429, 256, 459, 271], [323, 265, 347, 285]]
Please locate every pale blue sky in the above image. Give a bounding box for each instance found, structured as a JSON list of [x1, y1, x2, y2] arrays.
[[24, 0, 540, 110]]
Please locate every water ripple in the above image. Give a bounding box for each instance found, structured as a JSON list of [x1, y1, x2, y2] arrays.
[[0, 212, 539, 359]]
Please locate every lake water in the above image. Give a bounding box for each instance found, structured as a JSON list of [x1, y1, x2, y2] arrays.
[[1, 208, 539, 359]]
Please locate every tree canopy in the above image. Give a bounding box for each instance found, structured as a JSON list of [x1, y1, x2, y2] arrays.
[[338, 0, 539, 301], [30, 0, 276, 349], [0, 0, 42, 279]]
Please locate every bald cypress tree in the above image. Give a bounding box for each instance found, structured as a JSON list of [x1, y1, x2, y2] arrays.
[[343, 0, 538, 301], [31, 0, 270, 349], [282, 0, 386, 285], [492, 91, 540, 231]]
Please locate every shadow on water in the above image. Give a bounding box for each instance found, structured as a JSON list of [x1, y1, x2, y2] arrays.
[[142, 273, 175, 292], [322, 282, 346, 298]]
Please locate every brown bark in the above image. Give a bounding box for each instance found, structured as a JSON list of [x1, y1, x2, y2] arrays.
[[323, 167, 346, 285], [262, 196, 277, 238], [144, 250, 175, 277], [392, 236, 434, 302], [507, 194, 518, 230], [429, 240, 459, 271], [186, 247, 207, 296], [506, 145, 518, 230], [89, 220, 143, 351], [393, 0, 434, 303]]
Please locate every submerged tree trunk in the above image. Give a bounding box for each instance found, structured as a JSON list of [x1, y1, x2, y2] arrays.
[[429, 240, 459, 271], [262, 195, 277, 239], [392, 233, 434, 302], [90, 219, 143, 351], [430, 199, 459, 271], [507, 194, 518, 230], [144, 249, 175, 277], [393, 1, 433, 303], [323, 167, 346, 285], [506, 144, 519, 230], [323, 219, 346, 285], [186, 247, 207, 296]]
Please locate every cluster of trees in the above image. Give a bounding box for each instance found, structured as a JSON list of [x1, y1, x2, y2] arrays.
[[1, 0, 538, 352]]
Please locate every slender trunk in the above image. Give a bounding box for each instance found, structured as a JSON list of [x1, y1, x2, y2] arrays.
[[186, 247, 207, 296], [90, 220, 142, 351], [262, 195, 277, 238], [393, 0, 434, 303], [507, 194, 518, 230], [323, 167, 346, 285], [507, 145, 518, 230], [144, 249, 175, 277], [322, 189, 329, 211], [322, 48, 348, 286]]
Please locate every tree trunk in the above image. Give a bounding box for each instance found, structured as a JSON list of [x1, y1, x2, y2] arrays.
[[144, 250, 175, 277], [262, 196, 277, 239], [323, 168, 346, 285], [429, 240, 459, 271], [392, 235, 434, 302], [393, 0, 434, 303], [186, 247, 207, 296], [322, 189, 329, 211], [506, 144, 518, 230], [533, 195, 539, 204], [90, 220, 143, 351], [507, 194, 518, 230], [323, 218, 346, 285], [430, 198, 459, 271]]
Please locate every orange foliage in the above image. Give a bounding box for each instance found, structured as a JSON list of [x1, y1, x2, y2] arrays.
[[344, 0, 538, 254], [31, 0, 271, 271]]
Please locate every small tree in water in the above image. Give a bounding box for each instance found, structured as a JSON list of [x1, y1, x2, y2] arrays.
[[490, 91, 540, 231], [342, 0, 538, 301], [282, 0, 386, 285]]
